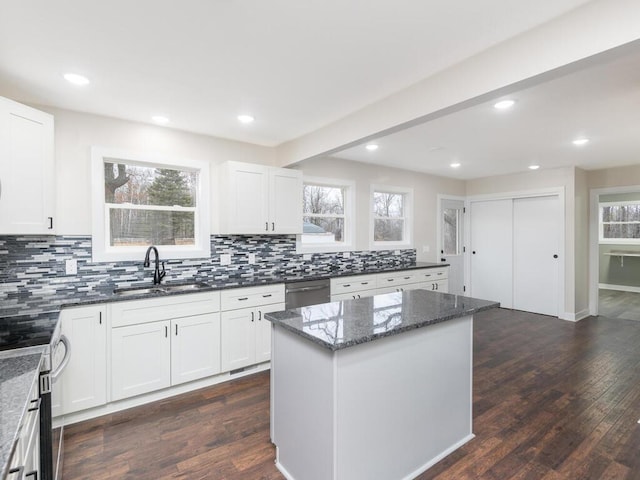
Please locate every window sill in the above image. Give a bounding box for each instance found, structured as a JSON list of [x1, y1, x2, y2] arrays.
[[295, 241, 355, 255], [91, 244, 211, 263], [369, 242, 413, 251]]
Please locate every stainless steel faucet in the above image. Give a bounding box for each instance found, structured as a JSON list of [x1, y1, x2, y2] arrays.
[[143, 246, 166, 285]]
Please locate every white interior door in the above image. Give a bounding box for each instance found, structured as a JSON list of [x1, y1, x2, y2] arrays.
[[513, 195, 561, 316], [440, 198, 464, 295], [470, 199, 513, 308]]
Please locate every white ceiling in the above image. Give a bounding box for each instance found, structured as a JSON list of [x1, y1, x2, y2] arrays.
[[0, 0, 592, 147], [331, 43, 640, 180]]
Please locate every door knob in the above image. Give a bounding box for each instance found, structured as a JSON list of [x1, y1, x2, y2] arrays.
[[553, 254, 558, 258], [472, 251, 476, 254]]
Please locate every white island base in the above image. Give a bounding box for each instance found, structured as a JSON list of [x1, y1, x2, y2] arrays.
[[270, 315, 474, 480]]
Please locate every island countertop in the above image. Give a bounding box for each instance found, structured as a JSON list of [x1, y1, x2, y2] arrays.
[[264, 289, 499, 351]]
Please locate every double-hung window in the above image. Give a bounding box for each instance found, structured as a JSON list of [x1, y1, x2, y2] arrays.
[[298, 177, 354, 252], [91, 148, 210, 262], [371, 185, 412, 248], [599, 201, 640, 244]]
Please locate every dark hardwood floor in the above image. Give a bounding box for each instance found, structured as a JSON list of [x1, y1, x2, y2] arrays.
[[63, 309, 640, 479], [598, 289, 640, 321]]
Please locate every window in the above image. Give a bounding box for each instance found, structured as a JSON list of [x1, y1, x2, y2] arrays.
[[443, 207, 461, 255], [599, 201, 640, 244], [297, 177, 354, 253], [91, 148, 210, 262], [371, 186, 412, 248]]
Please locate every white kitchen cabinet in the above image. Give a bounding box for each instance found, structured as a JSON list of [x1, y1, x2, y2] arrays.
[[171, 313, 221, 386], [110, 292, 222, 401], [220, 284, 285, 371], [0, 96, 55, 234], [330, 274, 377, 301], [111, 320, 172, 401], [53, 305, 107, 416], [218, 161, 302, 234]]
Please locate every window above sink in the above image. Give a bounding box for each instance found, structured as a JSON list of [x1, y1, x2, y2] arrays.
[[91, 148, 211, 262]]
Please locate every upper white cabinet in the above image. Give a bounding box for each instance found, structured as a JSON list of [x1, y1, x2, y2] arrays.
[[0, 96, 55, 234], [218, 161, 302, 234]]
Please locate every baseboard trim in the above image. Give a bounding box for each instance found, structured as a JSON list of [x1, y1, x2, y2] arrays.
[[599, 283, 640, 293], [560, 309, 590, 322]]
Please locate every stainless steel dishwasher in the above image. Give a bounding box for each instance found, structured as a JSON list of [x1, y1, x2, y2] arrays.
[[285, 279, 331, 308]]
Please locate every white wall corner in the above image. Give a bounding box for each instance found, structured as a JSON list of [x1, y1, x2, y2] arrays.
[[560, 309, 591, 322]]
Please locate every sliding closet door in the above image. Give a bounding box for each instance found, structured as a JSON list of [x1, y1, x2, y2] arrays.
[[513, 195, 561, 316], [470, 199, 513, 308]]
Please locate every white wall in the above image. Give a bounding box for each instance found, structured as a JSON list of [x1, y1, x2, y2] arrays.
[[43, 107, 276, 235], [276, 0, 640, 167], [293, 156, 465, 261]]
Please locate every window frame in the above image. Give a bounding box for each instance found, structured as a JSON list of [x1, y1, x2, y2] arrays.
[[599, 200, 640, 245], [297, 176, 355, 254], [370, 184, 413, 250], [91, 147, 211, 262]]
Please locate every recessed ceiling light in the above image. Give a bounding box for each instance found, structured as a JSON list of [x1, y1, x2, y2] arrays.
[[573, 137, 590, 146], [494, 99, 516, 110], [365, 144, 379, 151], [63, 73, 90, 86], [151, 115, 170, 125], [237, 114, 255, 124], [529, 165, 540, 170], [450, 162, 461, 168]]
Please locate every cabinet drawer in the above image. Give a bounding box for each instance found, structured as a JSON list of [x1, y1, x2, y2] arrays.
[[376, 271, 419, 288], [330, 275, 377, 295], [414, 267, 449, 282], [220, 284, 285, 311], [110, 292, 220, 327]]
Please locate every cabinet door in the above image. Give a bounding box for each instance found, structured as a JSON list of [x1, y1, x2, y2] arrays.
[[225, 162, 269, 233], [58, 306, 107, 415], [171, 313, 221, 385], [255, 303, 284, 364], [111, 321, 171, 401], [221, 308, 256, 372], [268, 168, 302, 234], [0, 97, 54, 234]]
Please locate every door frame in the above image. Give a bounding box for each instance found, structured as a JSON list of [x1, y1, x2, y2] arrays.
[[588, 184, 640, 316], [436, 194, 466, 293], [465, 187, 566, 319]]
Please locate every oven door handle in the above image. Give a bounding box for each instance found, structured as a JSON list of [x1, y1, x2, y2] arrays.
[[51, 334, 71, 381]]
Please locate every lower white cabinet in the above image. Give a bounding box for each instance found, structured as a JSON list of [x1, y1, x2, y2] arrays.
[[111, 312, 221, 401], [111, 320, 172, 401], [220, 285, 285, 372], [172, 314, 221, 385], [221, 303, 283, 372], [331, 289, 377, 301], [53, 305, 107, 416]]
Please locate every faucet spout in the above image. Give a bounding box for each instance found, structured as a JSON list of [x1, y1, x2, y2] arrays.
[[144, 246, 166, 285]]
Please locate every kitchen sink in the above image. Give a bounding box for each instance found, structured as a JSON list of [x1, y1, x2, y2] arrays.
[[113, 283, 209, 297]]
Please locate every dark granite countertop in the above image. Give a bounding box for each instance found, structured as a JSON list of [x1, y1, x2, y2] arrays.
[[265, 289, 499, 351], [0, 347, 44, 480]]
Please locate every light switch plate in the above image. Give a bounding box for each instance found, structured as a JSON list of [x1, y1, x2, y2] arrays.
[[342, 252, 350, 259], [394, 250, 401, 255], [65, 259, 77, 275], [220, 254, 231, 265], [248, 253, 256, 264], [303, 254, 312, 261]]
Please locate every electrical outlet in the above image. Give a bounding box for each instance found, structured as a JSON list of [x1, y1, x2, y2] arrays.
[[303, 253, 312, 261], [422, 245, 430, 253], [248, 253, 256, 264], [394, 250, 401, 255], [65, 259, 77, 275], [220, 254, 231, 266], [342, 252, 350, 259]]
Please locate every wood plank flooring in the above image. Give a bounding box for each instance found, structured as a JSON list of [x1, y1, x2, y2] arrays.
[[63, 309, 640, 479], [598, 289, 640, 321]]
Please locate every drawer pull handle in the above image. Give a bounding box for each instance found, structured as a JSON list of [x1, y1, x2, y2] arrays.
[[404, 277, 411, 280], [262, 294, 272, 298], [8, 467, 24, 480], [25, 471, 37, 479], [238, 297, 248, 301], [361, 282, 369, 285], [437, 273, 443, 276], [343, 284, 351, 287], [28, 398, 41, 412], [387, 279, 394, 282]]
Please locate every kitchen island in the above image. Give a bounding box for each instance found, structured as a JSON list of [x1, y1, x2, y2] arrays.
[[265, 289, 498, 480]]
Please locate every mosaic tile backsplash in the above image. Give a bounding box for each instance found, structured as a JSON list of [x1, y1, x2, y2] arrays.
[[0, 235, 416, 315]]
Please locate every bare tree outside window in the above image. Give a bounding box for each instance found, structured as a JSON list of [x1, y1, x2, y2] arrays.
[[373, 191, 405, 242], [303, 184, 346, 243], [443, 208, 459, 255], [105, 162, 198, 247], [600, 202, 640, 241]]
